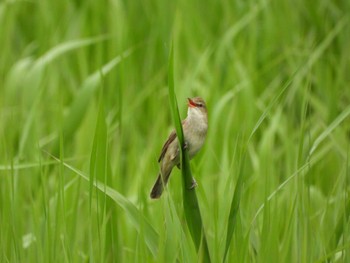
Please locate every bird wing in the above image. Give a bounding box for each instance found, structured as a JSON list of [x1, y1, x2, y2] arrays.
[[158, 120, 186, 162], [158, 130, 176, 162]]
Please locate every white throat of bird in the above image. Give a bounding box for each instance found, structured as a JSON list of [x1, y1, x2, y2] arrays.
[[187, 107, 208, 130]]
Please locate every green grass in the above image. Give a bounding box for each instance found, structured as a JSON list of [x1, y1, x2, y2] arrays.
[[1, 0, 350, 262], [167, 44, 210, 262]]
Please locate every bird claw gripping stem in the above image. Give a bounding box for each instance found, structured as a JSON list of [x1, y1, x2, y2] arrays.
[[176, 142, 189, 169], [188, 178, 198, 190], [183, 141, 189, 150]]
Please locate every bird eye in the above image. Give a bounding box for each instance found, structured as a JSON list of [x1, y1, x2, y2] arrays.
[[197, 103, 203, 107]]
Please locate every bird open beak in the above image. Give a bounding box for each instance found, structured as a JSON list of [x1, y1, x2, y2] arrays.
[[188, 98, 196, 108]]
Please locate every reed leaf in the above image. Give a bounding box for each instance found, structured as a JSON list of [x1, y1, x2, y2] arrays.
[[45, 152, 159, 257], [167, 43, 211, 262]]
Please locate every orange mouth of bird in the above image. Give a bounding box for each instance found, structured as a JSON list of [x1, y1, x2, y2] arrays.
[[188, 98, 196, 108]]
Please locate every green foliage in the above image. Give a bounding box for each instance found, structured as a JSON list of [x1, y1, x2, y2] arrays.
[[1, 0, 350, 262], [167, 44, 210, 262]]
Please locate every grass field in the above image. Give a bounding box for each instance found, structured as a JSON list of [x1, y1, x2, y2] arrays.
[[1, 0, 350, 262]]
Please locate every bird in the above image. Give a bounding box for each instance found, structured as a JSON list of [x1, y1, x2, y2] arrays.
[[150, 97, 208, 199]]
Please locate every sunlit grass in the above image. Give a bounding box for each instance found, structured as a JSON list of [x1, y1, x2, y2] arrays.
[[1, 0, 350, 262]]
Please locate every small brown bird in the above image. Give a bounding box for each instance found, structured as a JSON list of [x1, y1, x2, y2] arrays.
[[150, 97, 208, 199]]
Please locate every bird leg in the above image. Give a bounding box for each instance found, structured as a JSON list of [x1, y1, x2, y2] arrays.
[[183, 141, 189, 150], [188, 177, 197, 189], [176, 142, 189, 169]]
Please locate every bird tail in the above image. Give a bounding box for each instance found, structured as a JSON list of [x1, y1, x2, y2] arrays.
[[150, 172, 170, 199]]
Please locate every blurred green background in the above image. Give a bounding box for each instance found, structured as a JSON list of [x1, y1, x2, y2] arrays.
[[1, 0, 350, 262]]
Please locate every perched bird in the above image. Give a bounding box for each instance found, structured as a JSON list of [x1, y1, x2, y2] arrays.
[[150, 97, 208, 199]]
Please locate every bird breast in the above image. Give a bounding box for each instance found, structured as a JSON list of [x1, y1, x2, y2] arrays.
[[184, 111, 208, 158]]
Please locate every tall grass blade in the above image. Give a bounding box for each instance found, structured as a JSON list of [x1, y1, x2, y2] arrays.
[[52, 48, 133, 154], [167, 43, 210, 262], [224, 63, 303, 260], [248, 72, 296, 142], [44, 152, 159, 257], [33, 36, 109, 72], [13, 36, 109, 106], [308, 105, 350, 157], [89, 90, 109, 211], [89, 90, 117, 261], [223, 146, 245, 262]]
